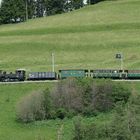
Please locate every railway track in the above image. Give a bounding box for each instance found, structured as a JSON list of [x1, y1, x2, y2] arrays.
[[0, 80, 140, 85], [0, 80, 59, 84], [113, 80, 140, 82]]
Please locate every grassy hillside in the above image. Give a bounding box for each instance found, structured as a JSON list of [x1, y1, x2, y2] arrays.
[[0, 82, 115, 140], [0, 0, 140, 139], [0, 0, 140, 71]]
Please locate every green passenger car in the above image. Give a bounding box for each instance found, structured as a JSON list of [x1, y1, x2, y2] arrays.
[[90, 69, 121, 79], [59, 69, 88, 79], [127, 70, 140, 79]]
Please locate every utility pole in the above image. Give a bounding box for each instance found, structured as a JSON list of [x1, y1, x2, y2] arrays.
[[52, 53, 55, 72], [116, 53, 123, 70], [25, 0, 28, 21], [121, 53, 123, 70]]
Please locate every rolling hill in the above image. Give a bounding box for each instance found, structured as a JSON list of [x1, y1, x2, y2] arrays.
[[0, 0, 140, 72], [0, 0, 140, 140]]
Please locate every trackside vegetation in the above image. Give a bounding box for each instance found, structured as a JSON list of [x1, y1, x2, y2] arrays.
[[0, 82, 139, 140], [16, 78, 131, 123], [73, 93, 140, 140]]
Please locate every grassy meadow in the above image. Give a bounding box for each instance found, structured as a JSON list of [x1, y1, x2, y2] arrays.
[[0, 81, 139, 140], [0, 0, 140, 139], [0, 0, 140, 71], [0, 82, 115, 140]]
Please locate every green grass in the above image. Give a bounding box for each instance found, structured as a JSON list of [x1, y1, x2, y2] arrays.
[[0, 81, 139, 140], [0, 82, 115, 140], [0, 0, 140, 139], [0, 0, 140, 71]]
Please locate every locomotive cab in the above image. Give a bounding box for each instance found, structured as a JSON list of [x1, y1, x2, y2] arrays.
[[16, 69, 26, 81]]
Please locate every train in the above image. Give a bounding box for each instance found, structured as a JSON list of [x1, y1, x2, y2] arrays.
[[0, 69, 140, 82]]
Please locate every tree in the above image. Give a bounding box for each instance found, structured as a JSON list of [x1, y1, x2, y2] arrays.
[[0, 0, 85, 24], [45, 0, 65, 16], [88, 0, 104, 4], [35, 0, 46, 17], [0, 0, 26, 24], [44, 0, 84, 16], [27, 0, 36, 19], [71, 0, 84, 9]]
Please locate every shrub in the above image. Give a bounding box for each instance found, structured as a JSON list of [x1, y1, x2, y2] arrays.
[[16, 78, 131, 123], [56, 108, 67, 119], [73, 115, 109, 140], [51, 78, 84, 117], [112, 83, 131, 103], [43, 88, 52, 119], [88, 80, 131, 112], [73, 116, 85, 140], [90, 80, 114, 112], [109, 94, 140, 140], [73, 94, 140, 140], [16, 91, 46, 123], [51, 78, 131, 118]]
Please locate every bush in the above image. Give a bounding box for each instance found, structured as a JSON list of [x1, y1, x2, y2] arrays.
[[73, 115, 110, 140], [109, 94, 140, 140], [73, 94, 140, 140], [56, 108, 67, 119], [51, 78, 131, 118], [88, 80, 131, 112], [16, 91, 47, 123], [73, 116, 85, 140], [16, 78, 131, 123], [112, 83, 131, 103], [51, 78, 84, 117]]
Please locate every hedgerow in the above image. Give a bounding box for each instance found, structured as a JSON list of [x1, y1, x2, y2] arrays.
[[16, 78, 131, 123]]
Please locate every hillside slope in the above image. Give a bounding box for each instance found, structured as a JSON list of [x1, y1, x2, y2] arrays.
[[0, 0, 140, 71]]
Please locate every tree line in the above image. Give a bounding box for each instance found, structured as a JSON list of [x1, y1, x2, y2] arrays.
[[0, 0, 105, 24], [0, 0, 84, 24]]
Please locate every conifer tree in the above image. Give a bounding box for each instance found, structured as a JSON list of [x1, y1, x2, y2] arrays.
[[0, 0, 26, 24]]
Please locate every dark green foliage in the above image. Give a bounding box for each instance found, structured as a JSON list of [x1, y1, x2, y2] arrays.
[[79, 79, 131, 114], [73, 93, 140, 140], [73, 116, 85, 140], [73, 116, 109, 140], [45, 0, 65, 15], [112, 83, 131, 103], [71, 0, 84, 10], [110, 94, 140, 140], [0, 0, 85, 24], [27, 0, 36, 19], [0, 0, 26, 24], [45, 0, 84, 16], [16, 78, 131, 123], [94, 80, 130, 112], [88, 0, 105, 5], [43, 88, 52, 119], [51, 78, 131, 118], [56, 108, 67, 119], [90, 80, 114, 112]]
